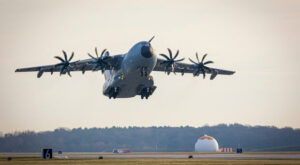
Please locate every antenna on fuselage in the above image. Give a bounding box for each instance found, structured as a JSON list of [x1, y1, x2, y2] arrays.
[[148, 36, 155, 43]]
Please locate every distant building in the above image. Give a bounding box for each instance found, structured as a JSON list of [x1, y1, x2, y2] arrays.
[[112, 149, 131, 153], [220, 147, 234, 152], [195, 134, 219, 152]]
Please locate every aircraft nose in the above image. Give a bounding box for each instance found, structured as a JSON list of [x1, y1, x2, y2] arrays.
[[141, 45, 153, 58]]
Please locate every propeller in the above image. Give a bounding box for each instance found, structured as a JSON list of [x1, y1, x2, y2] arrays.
[[189, 53, 213, 79], [88, 47, 111, 73], [54, 50, 75, 77], [159, 48, 185, 74]]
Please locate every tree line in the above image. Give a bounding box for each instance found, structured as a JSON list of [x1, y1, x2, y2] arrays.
[[1, 123, 300, 152]]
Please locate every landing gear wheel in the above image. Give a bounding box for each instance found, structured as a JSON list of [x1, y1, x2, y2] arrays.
[[140, 87, 152, 100], [108, 87, 120, 99]]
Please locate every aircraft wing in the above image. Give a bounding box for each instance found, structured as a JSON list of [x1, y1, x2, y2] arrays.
[[15, 51, 123, 78], [153, 58, 235, 79]]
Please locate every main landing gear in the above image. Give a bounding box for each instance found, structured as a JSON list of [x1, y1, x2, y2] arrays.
[[108, 87, 120, 99], [140, 87, 153, 99]]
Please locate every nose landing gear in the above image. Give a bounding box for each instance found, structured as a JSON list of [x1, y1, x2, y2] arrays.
[[108, 87, 120, 99], [140, 67, 148, 77]]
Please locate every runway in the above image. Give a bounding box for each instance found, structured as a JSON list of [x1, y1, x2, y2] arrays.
[[1, 152, 300, 160]]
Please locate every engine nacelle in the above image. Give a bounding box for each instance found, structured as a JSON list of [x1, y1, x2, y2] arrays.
[[210, 69, 218, 80]]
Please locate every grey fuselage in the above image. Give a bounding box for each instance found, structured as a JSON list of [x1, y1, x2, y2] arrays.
[[102, 41, 157, 98]]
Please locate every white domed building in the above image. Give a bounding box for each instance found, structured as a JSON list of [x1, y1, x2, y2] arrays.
[[195, 134, 219, 152]]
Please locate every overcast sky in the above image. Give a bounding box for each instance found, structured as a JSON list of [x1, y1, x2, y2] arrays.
[[0, 0, 299, 133]]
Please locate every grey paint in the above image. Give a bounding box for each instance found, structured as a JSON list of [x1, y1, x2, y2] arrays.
[[103, 41, 157, 98]]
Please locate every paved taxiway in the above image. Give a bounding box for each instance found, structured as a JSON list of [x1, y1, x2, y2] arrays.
[[1, 152, 300, 159]]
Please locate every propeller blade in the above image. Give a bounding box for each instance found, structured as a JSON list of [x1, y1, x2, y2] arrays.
[[95, 47, 99, 57], [175, 58, 185, 62], [88, 53, 96, 59], [204, 61, 213, 65], [55, 56, 65, 63], [200, 67, 205, 79], [62, 50, 68, 61], [69, 52, 74, 61], [193, 69, 200, 77], [167, 48, 172, 59], [67, 70, 72, 77], [189, 58, 197, 64], [161, 48, 184, 73], [159, 54, 170, 60], [201, 54, 207, 63], [100, 49, 107, 58], [196, 52, 200, 63], [173, 50, 179, 59]]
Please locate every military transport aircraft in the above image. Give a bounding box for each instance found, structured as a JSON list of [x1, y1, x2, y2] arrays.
[[15, 37, 235, 99]]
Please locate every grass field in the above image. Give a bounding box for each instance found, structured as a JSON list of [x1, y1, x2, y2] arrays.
[[1, 158, 300, 165]]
